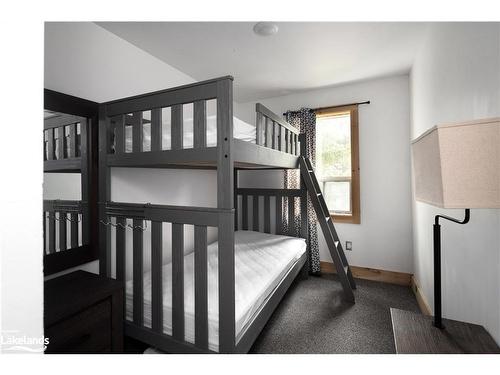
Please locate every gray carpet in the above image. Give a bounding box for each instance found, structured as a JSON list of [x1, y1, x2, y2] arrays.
[[250, 274, 420, 354]]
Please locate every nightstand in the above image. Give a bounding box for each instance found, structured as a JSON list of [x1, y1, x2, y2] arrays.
[[44, 270, 123, 353]]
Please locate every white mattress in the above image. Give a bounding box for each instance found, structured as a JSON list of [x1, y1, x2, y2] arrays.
[[125, 230, 306, 352], [123, 114, 256, 153]]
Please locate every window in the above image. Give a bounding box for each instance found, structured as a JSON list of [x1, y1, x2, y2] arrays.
[[315, 105, 360, 224]]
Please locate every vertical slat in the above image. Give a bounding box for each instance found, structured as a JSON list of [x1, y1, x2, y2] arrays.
[[69, 123, 77, 158], [271, 121, 276, 149], [80, 119, 90, 247], [98, 107, 111, 276], [151, 108, 162, 152], [218, 212, 235, 353], [172, 223, 184, 340], [263, 118, 269, 147], [171, 104, 183, 150], [133, 219, 144, 326], [47, 128, 55, 160], [151, 221, 163, 333], [290, 133, 295, 155], [264, 196, 271, 233], [115, 217, 126, 282], [43, 212, 46, 254], [253, 195, 259, 231], [285, 129, 289, 153], [242, 194, 248, 230], [276, 195, 283, 235], [265, 118, 272, 148], [194, 225, 208, 349], [273, 122, 279, 150], [58, 212, 67, 252], [294, 134, 299, 155], [255, 112, 263, 146], [194, 100, 207, 148], [288, 196, 295, 236], [57, 126, 64, 159], [132, 112, 142, 153], [281, 127, 286, 152], [234, 169, 238, 230], [114, 115, 125, 154], [48, 212, 55, 254]]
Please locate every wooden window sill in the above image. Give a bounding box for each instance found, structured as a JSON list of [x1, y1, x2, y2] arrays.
[[331, 214, 360, 224]]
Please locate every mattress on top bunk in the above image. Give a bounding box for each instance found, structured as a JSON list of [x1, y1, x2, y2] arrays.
[[123, 115, 256, 153], [125, 230, 306, 352]]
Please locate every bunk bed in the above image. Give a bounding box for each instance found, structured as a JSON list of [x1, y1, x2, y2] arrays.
[[98, 76, 310, 353], [43, 106, 95, 275]]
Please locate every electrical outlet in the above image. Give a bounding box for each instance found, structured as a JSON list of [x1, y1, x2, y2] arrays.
[[345, 241, 352, 251]]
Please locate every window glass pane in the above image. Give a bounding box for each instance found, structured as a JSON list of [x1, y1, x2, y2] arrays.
[[316, 111, 353, 215], [316, 113, 351, 179], [324, 181, 351, 214]]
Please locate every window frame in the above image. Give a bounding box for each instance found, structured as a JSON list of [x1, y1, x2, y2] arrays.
[[315, 104, 361, 224]]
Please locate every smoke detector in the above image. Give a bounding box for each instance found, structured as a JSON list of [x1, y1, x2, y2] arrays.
[[253, 22, 279, 36]]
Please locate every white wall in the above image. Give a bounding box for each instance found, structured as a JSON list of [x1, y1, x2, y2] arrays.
[[45, 22, 195, 103], [239, 75, 414, 273], [1, 21, 44, 352], [410, 23, 500, 343]]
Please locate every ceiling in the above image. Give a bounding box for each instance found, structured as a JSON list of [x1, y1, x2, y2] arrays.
[[97, 22, 429, 102]]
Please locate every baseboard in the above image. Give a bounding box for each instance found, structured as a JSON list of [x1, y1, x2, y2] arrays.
[[320, 261, 412, 286], [410, 275, 432, 316]]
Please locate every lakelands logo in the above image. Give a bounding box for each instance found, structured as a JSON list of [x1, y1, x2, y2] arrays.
[[1, 330, 49, 353]]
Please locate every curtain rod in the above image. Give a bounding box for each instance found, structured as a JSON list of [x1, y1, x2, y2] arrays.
[[283, 100, 370, 116]]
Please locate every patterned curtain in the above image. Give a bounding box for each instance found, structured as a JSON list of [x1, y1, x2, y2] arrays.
[[284, 108, 320, 275]]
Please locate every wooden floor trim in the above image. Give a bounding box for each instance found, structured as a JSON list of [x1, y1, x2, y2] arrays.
[[410, 275, 432, 316], [320, 261, 412, 286]]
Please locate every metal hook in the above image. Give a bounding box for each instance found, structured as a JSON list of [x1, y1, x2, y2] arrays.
[[47, 213, 81, 223], [99, 219, 147, 231]]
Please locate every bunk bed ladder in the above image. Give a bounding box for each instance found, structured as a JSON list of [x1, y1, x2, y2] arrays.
[[299, 156, 356, 303]]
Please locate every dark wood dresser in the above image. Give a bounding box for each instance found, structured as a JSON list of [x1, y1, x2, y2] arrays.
[[44, 270, 123, 353]]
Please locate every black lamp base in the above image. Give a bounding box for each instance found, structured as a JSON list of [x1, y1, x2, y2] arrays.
[[432, 209, 470, 330]]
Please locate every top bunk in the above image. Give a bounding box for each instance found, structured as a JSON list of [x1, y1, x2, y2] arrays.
[[99, 76, 301, 170], [44, 112, 89, 173]]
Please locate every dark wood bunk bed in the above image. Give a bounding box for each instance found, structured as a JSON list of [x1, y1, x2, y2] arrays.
[[43, 91, 99, 275], [97, 76, 354, 353]]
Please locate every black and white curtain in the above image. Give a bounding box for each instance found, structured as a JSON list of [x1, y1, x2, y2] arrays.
[[284, 108, 320, 275]]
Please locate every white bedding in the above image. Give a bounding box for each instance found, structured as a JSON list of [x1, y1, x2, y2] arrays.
[[125, 230, 306, 352], [123, 114, 256, 153]]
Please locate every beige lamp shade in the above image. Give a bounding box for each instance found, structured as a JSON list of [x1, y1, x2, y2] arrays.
[[412, 118, 500, 209]]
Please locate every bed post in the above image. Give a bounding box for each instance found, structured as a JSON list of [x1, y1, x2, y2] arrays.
[[299, 133, 309, 277], [216, 77, 236, 353], [98, 104, 111, 276]]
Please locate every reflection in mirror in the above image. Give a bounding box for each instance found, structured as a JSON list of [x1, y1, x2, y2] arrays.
[[43, 110, 88, 260]]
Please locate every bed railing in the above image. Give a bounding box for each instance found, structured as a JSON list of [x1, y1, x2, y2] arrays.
[[43, 199, 87, 255], [255, 103, 300, 155], [44, 114, 87, 172], [234, 187, 307, 239], [99, 201, 233, 353]]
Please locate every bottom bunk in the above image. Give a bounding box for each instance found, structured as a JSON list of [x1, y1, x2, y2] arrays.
[[124, 230, 307, 353]]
